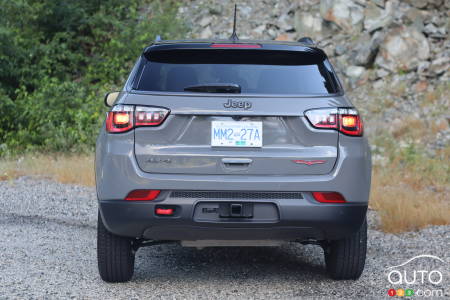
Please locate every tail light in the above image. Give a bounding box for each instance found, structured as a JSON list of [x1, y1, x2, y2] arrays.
[[312, 192, 346, 203], [106, 105, 134, 133], [106, 105, 169, 133], [305, 108, 363, 136], [125, 190, 161, 201], [135, 106, 169, 126]]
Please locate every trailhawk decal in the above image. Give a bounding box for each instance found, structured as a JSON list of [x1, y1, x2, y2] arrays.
[[292, 159, 326, 166]]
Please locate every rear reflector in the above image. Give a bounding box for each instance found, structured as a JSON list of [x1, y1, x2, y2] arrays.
[[155, 208, 174, 216], [312, 192, 346, 203], [125, 190, 161, 201], [210, 44, 261, 48]]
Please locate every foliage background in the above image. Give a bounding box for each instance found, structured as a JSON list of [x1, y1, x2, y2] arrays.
[[0, 0, 186, 154]]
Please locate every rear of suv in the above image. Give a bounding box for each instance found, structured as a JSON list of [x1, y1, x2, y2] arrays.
[[96, 39, 371, 282]]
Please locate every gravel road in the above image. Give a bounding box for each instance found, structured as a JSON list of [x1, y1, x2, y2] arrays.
[[0, 177, 448, 299]]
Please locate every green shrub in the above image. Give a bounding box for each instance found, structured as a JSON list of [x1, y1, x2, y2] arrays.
[[0, 0, 187, 154]]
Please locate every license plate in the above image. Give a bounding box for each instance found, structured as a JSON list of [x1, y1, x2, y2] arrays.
[[211, 121, 263, 147]]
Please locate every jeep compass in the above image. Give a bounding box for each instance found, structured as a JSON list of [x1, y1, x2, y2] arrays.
[[96, 38, 371, 282]]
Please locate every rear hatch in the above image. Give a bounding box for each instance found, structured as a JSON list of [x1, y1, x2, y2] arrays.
[[129, 45, 343, 176]]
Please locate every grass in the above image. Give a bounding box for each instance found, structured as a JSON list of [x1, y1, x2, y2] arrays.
[[371, 176, 449, 233], [0, 154, 95, 186], [370, 150, 450, 233], [370, 125, 450, 231]]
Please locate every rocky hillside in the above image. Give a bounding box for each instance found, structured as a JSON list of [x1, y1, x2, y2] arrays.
[[179, 0, 449, 158]]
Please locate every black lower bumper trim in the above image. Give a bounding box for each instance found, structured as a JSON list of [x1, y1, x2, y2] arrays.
[[99, 200, 367, 241]]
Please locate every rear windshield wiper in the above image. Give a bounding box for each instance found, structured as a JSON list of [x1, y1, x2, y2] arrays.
[[183, 83, 241, 93]]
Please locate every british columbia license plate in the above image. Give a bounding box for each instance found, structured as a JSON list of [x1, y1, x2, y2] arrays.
[[211, 121, 263, 147]]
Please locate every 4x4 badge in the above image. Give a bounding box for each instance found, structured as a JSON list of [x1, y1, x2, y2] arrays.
[[223, 99, 252, 110]]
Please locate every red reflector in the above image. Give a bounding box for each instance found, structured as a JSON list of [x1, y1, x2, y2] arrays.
[[312, 192, 346, 203], [210, 44, 261, 48], [155, 208, 174, 216], [125, 190, 160, 201]]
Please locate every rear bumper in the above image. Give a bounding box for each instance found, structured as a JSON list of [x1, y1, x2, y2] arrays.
[[99, 198, 367, 241], [96, 127, 371, 241], [96, 130, 371, 204]]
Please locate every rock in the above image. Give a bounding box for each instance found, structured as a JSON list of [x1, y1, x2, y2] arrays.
[[405, 0, 428, 9], [321, 43, 336, 57], [376, 25, 430, 72], [319, 0, 364, 33], [437, 26, 447, 35], [376, 68, 390, 77], [239, 5, 252, 18], [446, 0, 450, 8], [425, 14, 442, 26], [373, 79, 385, 89], [253, 24, 266, 36], [207, 5, 222, 16], [200, 26, 213, 39], [414, 80, 428, 92], [427, 0, 444, 8], [425, 23, 447, 39], [345, 65, 366, 78], [424, 23, 438, 35], [294, 12, 322, 37], [278, 13, 294, 32], [363, 1, 393, 32], [356, 71, 370, 86], [405, 7, 425, 31], [429, 56, 450, 76], [267, 28, 277, 38], [417, 61, 431, 75], [372, 0, 385, 8], [275, 34, 290, 41], [352, 31, 384, 67], [335, 44, 347, 56], [199, 16, 212, 27]]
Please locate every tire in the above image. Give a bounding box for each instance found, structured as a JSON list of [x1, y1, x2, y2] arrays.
[[97, 211, 135, 282], [324, 218, 367, 280]]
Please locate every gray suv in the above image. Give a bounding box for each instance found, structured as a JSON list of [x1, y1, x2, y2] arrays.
[[96, 38, 371, 282]]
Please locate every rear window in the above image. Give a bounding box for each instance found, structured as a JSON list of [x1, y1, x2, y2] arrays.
[[135, 49, 340, 95]]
